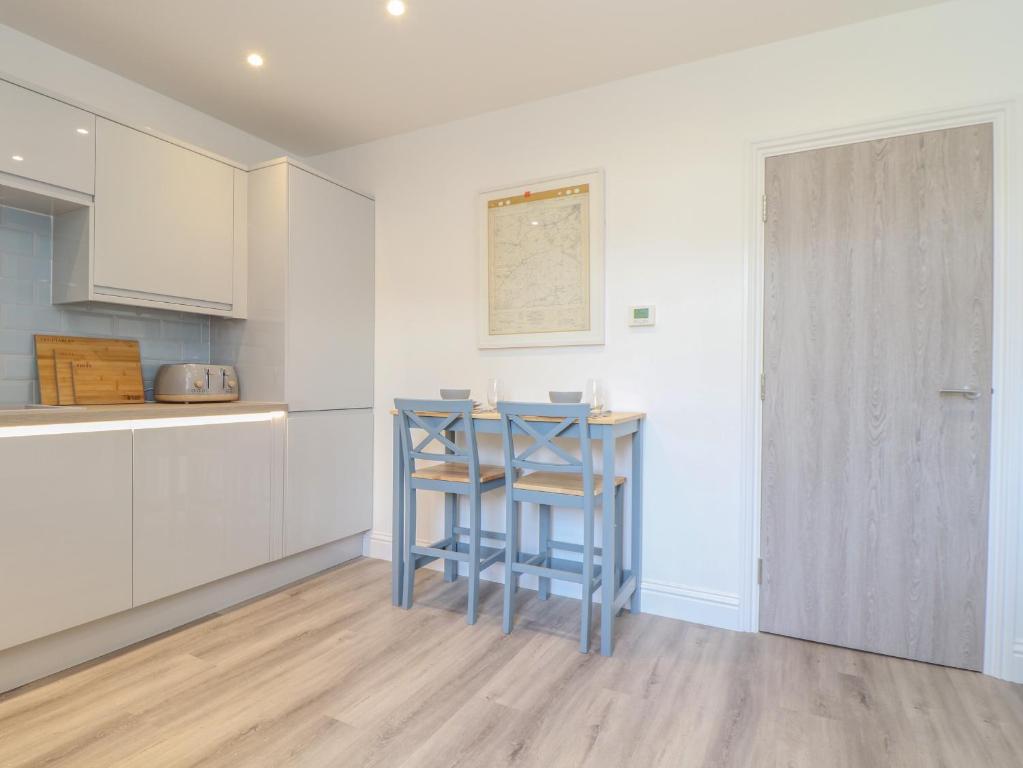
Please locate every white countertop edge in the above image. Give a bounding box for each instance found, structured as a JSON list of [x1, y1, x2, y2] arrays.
[[0, 401, 289, 431]]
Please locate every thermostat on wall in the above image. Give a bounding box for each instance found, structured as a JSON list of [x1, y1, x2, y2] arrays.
[[629, 305, 655, 327]]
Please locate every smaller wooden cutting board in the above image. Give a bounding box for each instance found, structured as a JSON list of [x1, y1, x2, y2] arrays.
[[69, 359, 145, 404]]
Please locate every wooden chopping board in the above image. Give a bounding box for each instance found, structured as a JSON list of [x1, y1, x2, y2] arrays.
[[70, 359, 145, 404], [35, 335, 144, 405]]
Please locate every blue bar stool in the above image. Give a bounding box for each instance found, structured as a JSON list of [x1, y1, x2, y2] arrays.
[[497, 401, 625, 653], [395, 398, 506, 624]]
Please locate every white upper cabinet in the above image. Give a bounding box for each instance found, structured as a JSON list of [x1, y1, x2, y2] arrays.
[[93, 118, 238, 310], [0, 78, 95, 194], [3, 79, 248, 317], [287, 165, 375, 411]]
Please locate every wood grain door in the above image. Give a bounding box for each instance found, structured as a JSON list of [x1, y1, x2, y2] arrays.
[[760, 124, 993, 670]]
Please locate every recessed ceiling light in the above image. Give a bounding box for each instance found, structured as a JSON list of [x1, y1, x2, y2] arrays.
[[76, 127, 89, 135], [11, 155, 23, 162], [386, 0, 406, 17], [246, 52, 264, 68]]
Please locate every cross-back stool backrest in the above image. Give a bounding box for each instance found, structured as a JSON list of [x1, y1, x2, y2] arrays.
[[395, 398, 481, 483], [497, 401, 593, 493]]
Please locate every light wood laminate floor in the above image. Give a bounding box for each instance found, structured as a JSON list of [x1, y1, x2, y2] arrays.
[[1, 558, 1021, 767]]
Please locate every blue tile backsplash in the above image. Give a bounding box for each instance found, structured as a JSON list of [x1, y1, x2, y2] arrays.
[[0, 205, 211, 404]]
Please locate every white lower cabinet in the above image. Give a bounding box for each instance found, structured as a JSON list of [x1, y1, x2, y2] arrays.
[[285, 410, 373, 556], [0, 409, 371, 651], [0, 430, 132, 651], [132, 420, 273, 605]]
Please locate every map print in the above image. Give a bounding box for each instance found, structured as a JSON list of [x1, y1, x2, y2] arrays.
[[487, 184, 590, 336]]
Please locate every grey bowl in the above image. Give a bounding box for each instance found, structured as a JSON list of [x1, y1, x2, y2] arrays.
[[549, 390, 583, 403], [440, 388, 471, 400]]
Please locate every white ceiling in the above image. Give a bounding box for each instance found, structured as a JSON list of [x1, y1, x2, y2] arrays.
[[0, 0, 945, 156]]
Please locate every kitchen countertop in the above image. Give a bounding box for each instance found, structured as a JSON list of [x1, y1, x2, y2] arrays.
[[0, 401, 289, 429]]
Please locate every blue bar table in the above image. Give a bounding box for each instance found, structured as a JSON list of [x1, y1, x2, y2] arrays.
[[391, 408, 645, 656]]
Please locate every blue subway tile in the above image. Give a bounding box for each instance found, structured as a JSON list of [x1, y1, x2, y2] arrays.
[[1, 303, 63, 332], [0, 380, 33, 405], [0, 278, 35, 304], [1, 354, 35, 380], [61, 311, 115, 336], [0, 227, 34, 256], [0, 207, 51, 235], [0, 332, 33, 355]]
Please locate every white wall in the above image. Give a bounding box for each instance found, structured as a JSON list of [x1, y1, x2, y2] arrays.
[[0, 24, 288, 165], [310, 0, 1023, 678]]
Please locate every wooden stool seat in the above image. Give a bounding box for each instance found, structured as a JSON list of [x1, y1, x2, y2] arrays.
[[412, 463, 505, 484], [514, 471, 625, 497]]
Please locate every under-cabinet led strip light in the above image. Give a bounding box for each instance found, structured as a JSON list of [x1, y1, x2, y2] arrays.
[[0, 411, 286, 439]]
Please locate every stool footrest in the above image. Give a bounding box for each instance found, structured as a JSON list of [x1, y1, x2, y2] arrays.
[[412, 542, 504, 570], [480, 547, 505, 570], [452, 525, 506, 542], [613, 572, 637, 612], [546, 538, 603, 558], [511, 556, 602, 591], [521, 551, 547, 567], [411, 543, 468, 565]]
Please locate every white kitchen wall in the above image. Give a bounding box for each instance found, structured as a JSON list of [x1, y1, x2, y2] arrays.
[[310, 0, 1023, 678], [0, 24, 289, 166], [0, 205, 210, 403]]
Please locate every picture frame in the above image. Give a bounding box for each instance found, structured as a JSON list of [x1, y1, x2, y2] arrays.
[[477, 169, 605, 349]]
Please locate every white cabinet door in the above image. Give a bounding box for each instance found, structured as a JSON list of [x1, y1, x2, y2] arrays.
[[0, 430, 132, 651], [0, 78, 95, 194], [94, 118, 235, 308], [285, 410, 373, 556], [287, 166, 374, 410], [133, 420, 272, 605]]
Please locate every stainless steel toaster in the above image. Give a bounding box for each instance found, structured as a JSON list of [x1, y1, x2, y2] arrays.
[[154, 363, 239, 403]]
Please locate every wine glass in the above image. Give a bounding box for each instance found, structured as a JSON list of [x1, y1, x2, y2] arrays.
[[486, 378, 501, 410], [586, 379, 605, 413]]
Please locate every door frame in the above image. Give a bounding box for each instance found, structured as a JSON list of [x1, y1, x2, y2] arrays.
[[740, 100, 1023, 681]]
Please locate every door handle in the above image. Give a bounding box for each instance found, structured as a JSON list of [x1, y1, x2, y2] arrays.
[[939, 387, 981, 400]]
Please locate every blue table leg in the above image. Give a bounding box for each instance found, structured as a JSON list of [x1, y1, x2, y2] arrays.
[[600, 429, 617, 656], [444, 428, 458, 582], [631, 419, 644, 613], [392, 414, 404, 606], [615, 479, 624, 617], [444, 494, 457, 581]]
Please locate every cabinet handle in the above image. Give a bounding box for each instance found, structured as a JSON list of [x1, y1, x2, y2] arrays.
[[939, 387, 981, 400]]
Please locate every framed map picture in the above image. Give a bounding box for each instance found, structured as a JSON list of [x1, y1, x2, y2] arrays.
[[477, 170, 605, 348]]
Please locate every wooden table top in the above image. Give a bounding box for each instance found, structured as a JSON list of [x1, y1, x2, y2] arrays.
[[390, 408, 645, 425]]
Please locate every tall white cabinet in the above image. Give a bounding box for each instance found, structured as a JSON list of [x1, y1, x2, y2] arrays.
[[287, 165, 374, 411], [214, 159, 374, 556]]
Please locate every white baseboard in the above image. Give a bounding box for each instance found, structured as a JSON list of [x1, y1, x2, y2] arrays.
[[364, 530, 742, 631], [639, 579, 741, 630], [1010, 640, 1023, 684], [365, 530, 393, 560], [0, 535, 364, 694]]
